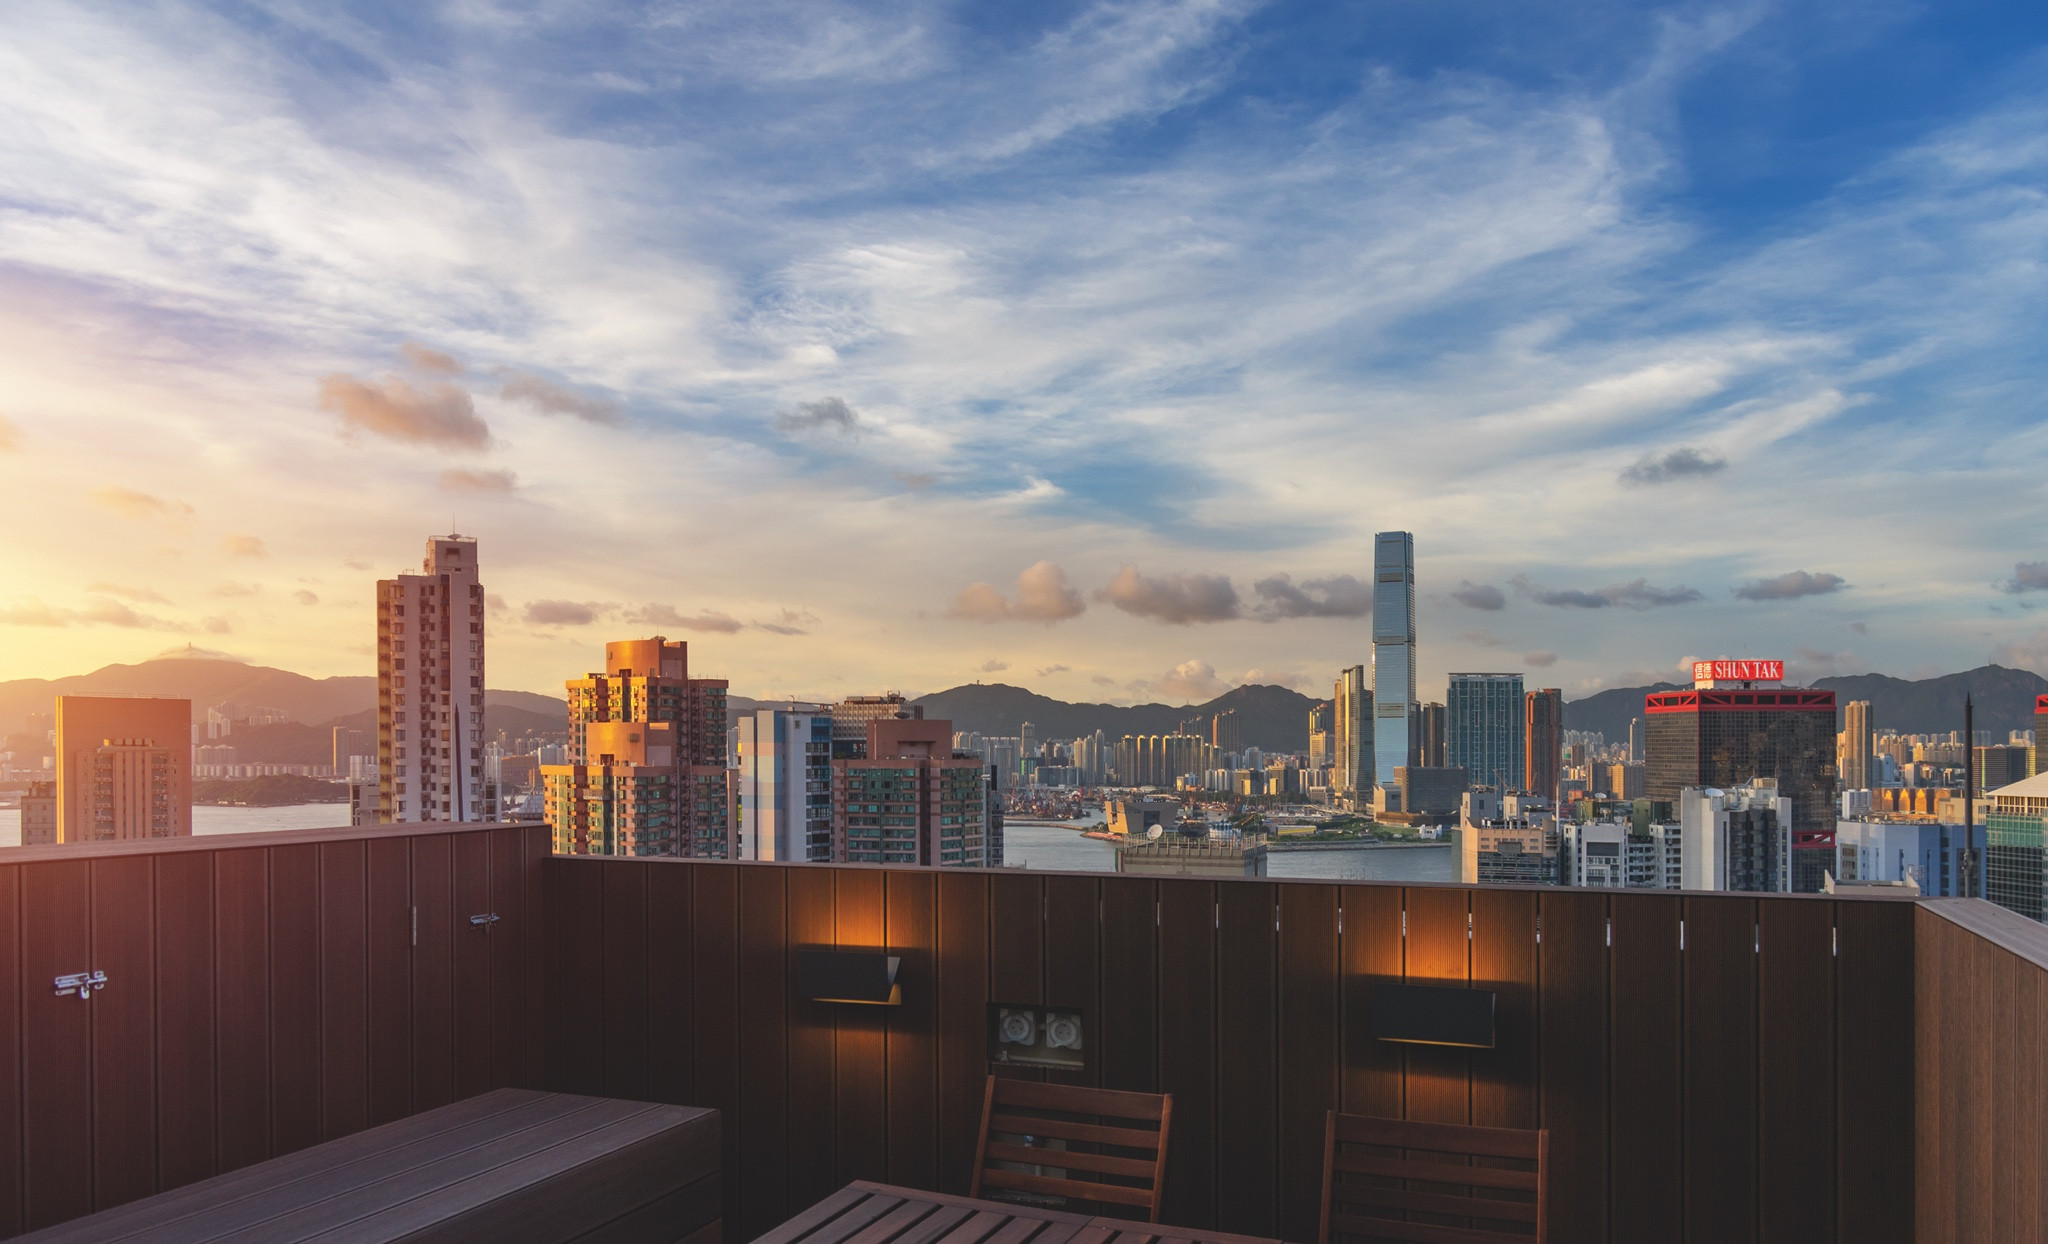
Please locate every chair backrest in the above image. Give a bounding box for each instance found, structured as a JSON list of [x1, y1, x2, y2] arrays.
[[1319, 1112, 1548, 1244], [968, 1076, 1174, 1223]]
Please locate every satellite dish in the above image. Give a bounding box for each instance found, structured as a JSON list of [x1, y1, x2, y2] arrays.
[[1147, 825, 1164, 840]]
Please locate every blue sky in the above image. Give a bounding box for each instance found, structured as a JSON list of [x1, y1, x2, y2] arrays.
[[0, 0, 2044, 704]]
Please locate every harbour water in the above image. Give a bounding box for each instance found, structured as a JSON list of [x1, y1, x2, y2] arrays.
[[0, 805, 1456, 881]]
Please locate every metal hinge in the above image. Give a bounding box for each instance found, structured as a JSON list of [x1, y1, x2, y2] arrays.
[[54, 971, 107, 1001]]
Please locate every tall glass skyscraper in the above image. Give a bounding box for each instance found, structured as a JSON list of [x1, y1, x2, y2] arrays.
[[1371, 531, 1417, 787], [1448, 673, 1526, 792]]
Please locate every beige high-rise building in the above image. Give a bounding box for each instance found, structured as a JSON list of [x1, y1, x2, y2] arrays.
[[1842, 700, 1873, 790], [1334, 665, 1372, 802], [377, 534, 488, 823], [54, 695, 192, 843]]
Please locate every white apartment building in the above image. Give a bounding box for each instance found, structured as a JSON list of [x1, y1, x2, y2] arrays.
[[377, 535, 488, 823]]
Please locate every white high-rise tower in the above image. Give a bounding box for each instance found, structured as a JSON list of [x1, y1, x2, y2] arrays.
[[378, 534, 489, 823], [1371, 531, 1416, 789]]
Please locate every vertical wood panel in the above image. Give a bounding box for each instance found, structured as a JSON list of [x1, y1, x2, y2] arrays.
[[1609, 892, 1681, 1243], [546, 859, 605, 1096], [1469, 888, 1537, 1132], [693, 865, 741, 1227], [932, 870, 986, 1198], [0, 869, 20, 1237], [364, 838, 411, 1127], [89, 855, 156, 1210], [1538, 890, 1609, 1244], [1277, 884, 1338, 1244], [215, 850, 269, 1173], [645, 861, 695, 1108], [1757, 899, 1835, 1243], [1098, 877, 1157, 1096], [601, 861, 650, 1101], [268, 845, 321, 1155], [21, 861, 91, 1230], [1683, 895, 1757, 1242], [737, 865, 788, 1240], [833, 870, 887, 1185], [154, 851, 216, 1192], [1042, 876, 1099, 1091], [1156, 879, 1216, 1230], [486, 827, 533, 1091], [1341, 885, 1404, 1121], [1216, 881, 1278, 1238], [450, 831, 492, 1102], [522, 826, 547, 1090], [1840, 899, 1912, 1244], [1402, 887, 1471, 1126], [409, 835, 454, 1112], [318, 841, 369, 1142], [884, 871, 937, 1192], [986, 870, 1044, 1085], [786, 867, 837, 1209]]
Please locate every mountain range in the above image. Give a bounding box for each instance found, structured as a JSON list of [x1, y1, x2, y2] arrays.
[[908, 682, 1321, 752]]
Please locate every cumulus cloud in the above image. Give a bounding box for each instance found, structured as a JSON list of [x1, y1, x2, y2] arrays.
[[978, 659, 1009, 673], [85, 582, 168, 603], [211, 581, 259, 597], [1153, 659, 1232, 702], [525, 599, 605, 627], [1513, 575, 1703, 609], [440, 467, 518, 493], [0, 597, 185, 630], [1620, 447, 1728, 486], [1090, 675, 1118, 688], [0, 415, 18, 452], [1037, 664, 1070, 676], [1098, 565, 1241, 624], [776, 396, 861, 437], [293, 589, 318, 605], [1734, 570, 1847, 601], [318, 374, 490, 450], [499, 373, 623, 425], [222, 535, 267, 558], [1525, 650, 1558, 668], [400, 342, 463, 375], [1250, 573, 1371, 620], [623, 603, 743, 633], [92, 485, 192, 522], [950, 561, 1086, 623], [1452, 581, 1506, 611], [2001, 563, 2048, 594]]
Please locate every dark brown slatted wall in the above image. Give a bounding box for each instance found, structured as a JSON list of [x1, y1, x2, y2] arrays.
[[0, 823, 550, 1241]]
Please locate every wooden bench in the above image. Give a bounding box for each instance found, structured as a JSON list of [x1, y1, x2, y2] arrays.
[[18, 1088, 722, 1243]]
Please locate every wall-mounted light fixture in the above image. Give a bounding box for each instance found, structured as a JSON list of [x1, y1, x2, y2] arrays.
[[795, 947, 901, 1006], [1370, 981, 1496, 1049], [988, 1003, 1085, 1069]]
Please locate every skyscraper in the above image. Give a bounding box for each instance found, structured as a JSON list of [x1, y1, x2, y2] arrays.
[[1524, 688, 1562, 805], [545, 637, 735, 857], [832, 717, 989, 866], [1372, 532, 1417, 785], [1842, 700, 1873, 789], [1307, 701, 1333, 771], [1447, 673, 1525, 792], [378, 534, 487, 823], [736, 708, 834, 862], [1334, 665, 1373, 801], [1210, 709, 1242, 757], [54, 695, 191, 842], [1418, 702, 1447, 768]]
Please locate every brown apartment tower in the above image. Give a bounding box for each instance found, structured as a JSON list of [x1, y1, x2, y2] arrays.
[[377, 535, 488, 823], [832, 717, 990, 866], [543, 637, 735, 858], [54, 695, 192, 843], [1524, 688, 1562, 806]]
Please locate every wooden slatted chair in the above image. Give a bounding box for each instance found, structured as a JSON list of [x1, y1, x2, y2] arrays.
[[968, 1077, 1174, 1223], [1318, 1112, 1548, 1243]]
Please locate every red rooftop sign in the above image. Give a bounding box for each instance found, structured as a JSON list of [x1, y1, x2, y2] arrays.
[[1693, 659, 1784, 683]]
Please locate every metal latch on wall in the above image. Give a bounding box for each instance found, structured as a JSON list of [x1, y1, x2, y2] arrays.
[[54, 971, 107, 1000], [468, 913, 501, 929]]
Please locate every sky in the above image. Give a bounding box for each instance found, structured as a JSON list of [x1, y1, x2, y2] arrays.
[[1, 0, 2045, 706]]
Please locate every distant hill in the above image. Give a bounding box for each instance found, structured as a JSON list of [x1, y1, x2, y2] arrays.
[[0, 656, 567, 749], [1563, 665, 2048, 744], [908, 682, 1321, 753]]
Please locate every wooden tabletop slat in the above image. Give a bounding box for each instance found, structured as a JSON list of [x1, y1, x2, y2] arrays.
[[772, 1182, 1282, 1244]]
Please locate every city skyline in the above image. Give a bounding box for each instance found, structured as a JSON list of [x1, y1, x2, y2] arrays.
[[2, 4, 2046, 704]]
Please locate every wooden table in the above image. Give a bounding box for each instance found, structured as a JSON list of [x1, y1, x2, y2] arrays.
[[753, 1180, 1284, 1244], [17, 1088, 722, 1243]]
